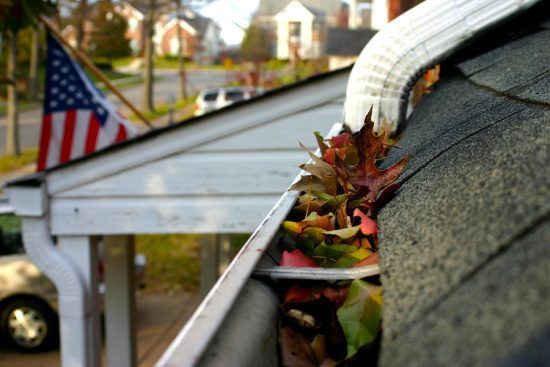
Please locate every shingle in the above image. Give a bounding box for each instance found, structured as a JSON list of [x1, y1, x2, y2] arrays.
[[457, 30, 550, 105], [377, 25, 550, 366], [380, 219, 550, 367], [379, 99, 549, 339]]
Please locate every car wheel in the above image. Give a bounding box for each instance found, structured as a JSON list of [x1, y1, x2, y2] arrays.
[[0, 298, 59, 352]]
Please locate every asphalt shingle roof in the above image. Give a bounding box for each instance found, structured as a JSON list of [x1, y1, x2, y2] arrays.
[[376, 9, 550, 366]]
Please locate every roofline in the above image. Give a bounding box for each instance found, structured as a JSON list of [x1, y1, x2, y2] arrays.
[[5, 66, 352, 189]]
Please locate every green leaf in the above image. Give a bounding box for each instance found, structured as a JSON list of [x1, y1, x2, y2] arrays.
[[303, 227, 326, 244], [337, 280, 382, 358], [313, 243, 356, 263], [324, 226, 360, 239]]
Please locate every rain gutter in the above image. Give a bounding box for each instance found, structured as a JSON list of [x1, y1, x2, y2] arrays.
[[158, 0, 543, 365]]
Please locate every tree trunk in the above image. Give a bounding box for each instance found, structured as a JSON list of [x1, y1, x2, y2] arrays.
[[142, 1, 155, 113], [76, 0, 88, 51], [6, 30, 20, 156], [175, 1, 187, 100], [28, 26, 40, 101]]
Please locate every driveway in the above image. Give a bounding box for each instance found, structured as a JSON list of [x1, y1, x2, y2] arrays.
[[0, 291, 199, 367]]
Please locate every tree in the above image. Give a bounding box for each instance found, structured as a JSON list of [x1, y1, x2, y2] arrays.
[[87, 1, 132, 60], [241, 25, 271, 62], [174, 0, 187, 100], [0, 0, 56, 156]]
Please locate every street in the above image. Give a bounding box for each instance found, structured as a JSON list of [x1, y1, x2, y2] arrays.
[[0, 69, 236, 155]]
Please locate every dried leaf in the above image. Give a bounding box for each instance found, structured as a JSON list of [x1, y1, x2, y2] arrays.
[[300, 212, 333, 231], [352, 252, 379, 267], [337, 280, 382, 358], [324, 226, 360, 239], [289, 175, 327, 193], [281, 249, 319, 268], [280, 326, 318, 367]]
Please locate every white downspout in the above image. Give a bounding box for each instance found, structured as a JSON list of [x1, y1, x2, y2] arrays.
[[6, 185, 90, 366], [344, 0, 542, 133]]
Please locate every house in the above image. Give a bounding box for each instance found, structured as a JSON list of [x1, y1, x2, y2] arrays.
[[252, 0, 342, 59], [63, 1, 222, 62], [155, 1, 549, 366], [4, 68, 350, 367], [153, 10, 223, 63], [114, 1, 146, 55]]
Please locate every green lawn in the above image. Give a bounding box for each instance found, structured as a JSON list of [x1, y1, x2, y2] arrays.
[[0, 147, 38, 174], [135, 233, 249, 293], [130, 96, 197, 122]]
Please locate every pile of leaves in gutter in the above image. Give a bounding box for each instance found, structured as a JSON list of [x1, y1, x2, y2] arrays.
[[278, 110, 409, 366]]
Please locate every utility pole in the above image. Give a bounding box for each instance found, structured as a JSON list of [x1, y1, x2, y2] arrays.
[[175, 0, 187, 100], [142, 0, 156, 113]]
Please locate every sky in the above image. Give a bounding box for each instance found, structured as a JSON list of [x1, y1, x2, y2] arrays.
[[196, 0, 261, 45]]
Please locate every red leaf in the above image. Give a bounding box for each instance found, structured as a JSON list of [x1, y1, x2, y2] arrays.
[[321, 286, 349, 307], [353, 208, 378, 235], [330, 132, 352, 148], [284, 284, 322, 303], [281, 249, 319, 268], [352, 253, 379, 267]]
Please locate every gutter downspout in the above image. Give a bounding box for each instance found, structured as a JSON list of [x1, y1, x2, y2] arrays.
[[344, 0, 542, 133], [6, 184, 90, 366]]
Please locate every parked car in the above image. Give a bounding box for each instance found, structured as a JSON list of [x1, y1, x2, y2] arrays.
[[0, 202, 146, 352], [194, 86, 264, 116]]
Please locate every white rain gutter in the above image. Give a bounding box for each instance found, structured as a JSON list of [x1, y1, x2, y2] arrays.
[[344, 0, 542, 133], [5, 185, 89, 366]]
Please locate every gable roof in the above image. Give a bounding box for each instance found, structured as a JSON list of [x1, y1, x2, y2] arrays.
[[255, 0, 341, 18], [5, 67, 351, 190], [326, 28, 377, 55]]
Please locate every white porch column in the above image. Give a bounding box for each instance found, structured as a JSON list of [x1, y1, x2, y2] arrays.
[[104, 235, 136, 367], [58, 235, 101, 367], [199, 234, 233, 299]]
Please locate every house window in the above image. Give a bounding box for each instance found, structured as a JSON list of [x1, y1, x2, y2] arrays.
[[289, 21, 301, 42]]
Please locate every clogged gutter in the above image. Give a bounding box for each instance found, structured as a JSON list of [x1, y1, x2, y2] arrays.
[[277, 110, 409, 366]]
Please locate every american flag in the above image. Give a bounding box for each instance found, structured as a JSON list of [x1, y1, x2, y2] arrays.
[[37, 33, 139, 171]]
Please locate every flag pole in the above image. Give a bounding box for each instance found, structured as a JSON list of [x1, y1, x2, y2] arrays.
[[39, 15, 153, 129]]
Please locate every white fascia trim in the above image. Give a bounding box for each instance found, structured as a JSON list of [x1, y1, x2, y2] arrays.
[[344, 0, 542, 132]]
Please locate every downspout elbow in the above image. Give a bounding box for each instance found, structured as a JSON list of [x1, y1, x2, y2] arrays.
[[21, 216, 89, 318], [7, 184, 88, 318], [344, 0, 542, 133]]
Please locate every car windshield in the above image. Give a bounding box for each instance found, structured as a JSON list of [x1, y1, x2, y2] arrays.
[[0, 213, 24, 255], [225, 90, 244, 102], [203, 91, 218, 102]]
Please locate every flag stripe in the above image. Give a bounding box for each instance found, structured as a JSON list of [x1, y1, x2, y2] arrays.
[[85, 114, 100, 154], [47, 112, 66, 169], [60, 110, 76, 163], [70, 110, 91, 160], [116, 124, 127, 142], [37, 114, 53, 171]]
